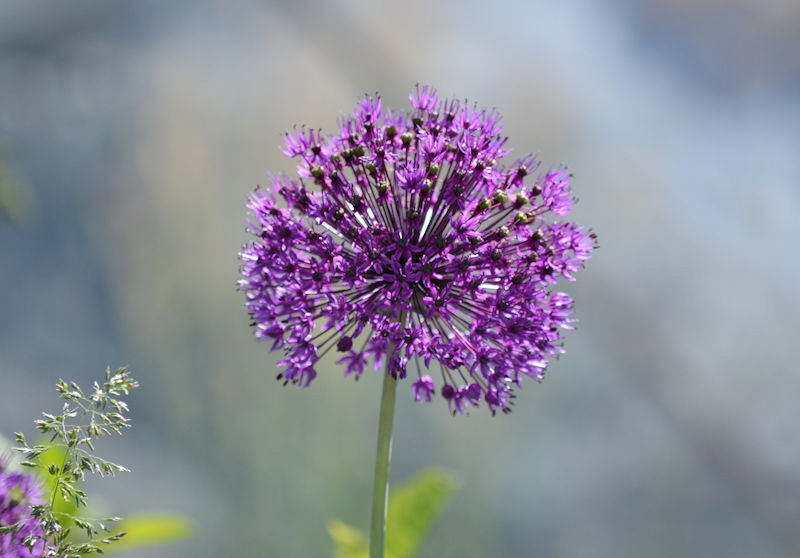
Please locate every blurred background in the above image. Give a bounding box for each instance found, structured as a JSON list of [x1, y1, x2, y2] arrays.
[[1, 0, 798, 556]]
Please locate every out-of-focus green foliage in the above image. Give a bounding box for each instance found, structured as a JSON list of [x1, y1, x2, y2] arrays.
[[328, 468, 459, 558], [0, 152, 34, 225], [109, 514, 193, 552], [328, 521, 368, 558]]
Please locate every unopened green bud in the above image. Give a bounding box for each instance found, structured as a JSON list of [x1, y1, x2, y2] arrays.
[[421, 179, 433, 196], [493, 189, 508, 204]]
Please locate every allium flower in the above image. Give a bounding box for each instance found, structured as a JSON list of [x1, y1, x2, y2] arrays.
[[239, 85, 596, 414], [0, 462, 50, 557]]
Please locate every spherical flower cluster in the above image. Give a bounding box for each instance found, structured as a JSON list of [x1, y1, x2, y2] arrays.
[[0, 463, 50, 557], [239, 85, 596, 414]]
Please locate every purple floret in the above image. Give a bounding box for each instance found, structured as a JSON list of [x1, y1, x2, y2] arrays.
[[0, 463, 51, 558], [239, 85, 596, 414]]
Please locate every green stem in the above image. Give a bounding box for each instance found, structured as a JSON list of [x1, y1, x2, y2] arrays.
[[369, 360, 398, 558]]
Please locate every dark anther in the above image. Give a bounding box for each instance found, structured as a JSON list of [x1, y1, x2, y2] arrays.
[[333, 207, 345, 221], [386, 125, 398, 139], [279, 226, 292, 239], [400, 132, 413, 146]]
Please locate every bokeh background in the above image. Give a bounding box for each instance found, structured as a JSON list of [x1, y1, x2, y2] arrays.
[[1, 1, 798, 557]]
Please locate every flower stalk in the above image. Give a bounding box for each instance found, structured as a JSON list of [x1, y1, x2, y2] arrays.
[[369, 359, 398, 558]]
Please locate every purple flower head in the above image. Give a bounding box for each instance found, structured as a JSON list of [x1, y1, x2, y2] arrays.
[[239, 86, 596, 415], [0, 462, 51, 557]]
